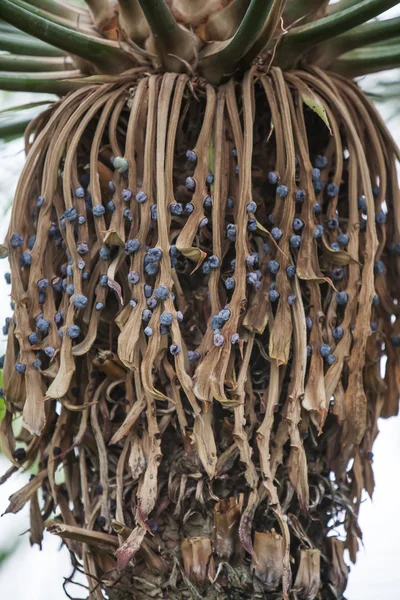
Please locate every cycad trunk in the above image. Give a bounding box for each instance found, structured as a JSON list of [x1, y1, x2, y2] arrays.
[[2, 66, 398, 599]]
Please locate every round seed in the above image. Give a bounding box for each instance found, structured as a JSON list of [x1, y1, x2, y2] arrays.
[[73, 294, 88, 309], [67, 325, 80, 339]]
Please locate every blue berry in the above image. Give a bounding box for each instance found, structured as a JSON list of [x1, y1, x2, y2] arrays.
[[271, 227, 282, 241], [391, 335, 400, 347], [314, 155, 328, 169], [100, 275, 108, 286], [218, 309, 231, 322], [176, 311, 183, 322], [75, 187, 85, 198], [125, 239, 140, 254], [320, 344, 331, 357], [313, 225, 324, 239], [293, 218, 304, 232], [67, 325, 80, 339], [327, 183, 339, 197], [247, 219, 257, 232], [370, 322, 377, 331], [78, 216, 86, 225], [38, 292, 46, 304], [155, 285, 169, 300], [147, 248, 163, 262], [209, 255, 220, 269], [10, 233, 24, 248], [203, 196, 212, 208], [28, 235, 36, 250], [170, 203, 183, 216], [2, 319, 10, 335], [128, 271, 140, 284], [206, 173, 214, 185], [77, 260, 85, 270], [188, 350, 200, 361], [28, 332, 39, 345], [82, 272, 89, 280], [185, 177, 195, 191], [73, 294, 88, 309], [96, 302, 104, 310], [145, 263, 159, 276], [358, 195, 367, 211], [170, 245, 179, 258], [64, 208, 77, 222], [326, 354, 336, 366], [37, 195, 44, 208], [130, 300, 137, 308], [330, 243, 340, 251], [286, 265, 296, 278], [170, 344, 181, 355], [66, 284, 74, 296], [144, 326, 153, 337], [211, 315, 224, 330], [277, 185, 288, 198], [372, 186, 380, 198], [372, 294, 379, 306], [246, 201, 257, 213], [107, 201, 115, 213], [268, 214, 275, 224], [225, 277, 235, 290], [332, 327, 344, 341], [268, 260, 280, 275], [269, 289, 280, 302], [213, 334, 224, 347], [93, 205, 105, 217], [185, 203, 194, 215], [268, 172, 279, 184], [288, 294, 296, 305], [160, 312, 173, 326], [226, 224, 236, 241], [199, 217, 208, 228], [142, 309, 152, 321], [122, 189, 132, 202], [99, 247, 111, 260], [36, 318, 49, 334], [246, 253, 258, 267], [263, 243, 270, 254], [338, 233, 349, 247], [44, 346, 55, 358], [336, 291, 349, 305], [231, 333, 240, 345], [15, 362, 26, 374], [186, 150, 197, 163], [52, 278, 63, 293], [33, 359, 42, 371], [374, 261, 384, 274], [307, 345, 312, 357], [306, 317, 313, 331], [54, 312, 64, 325], [290, 235, 301, 249], [144, 285, 152, 298], [312, 168, 321, 181], [313, 180, 324, 193], [202, 262, 211, 275], [295, 189, 306, 202], [4, 272, 11, 284], [123, 208, 132, 221], [375, 211, 386, 224], [226, 198, 234, 209], [147, 297, 157, 309], [313, 203, 321, 215], [327, 217, 339, 230], [331, 268, 344, 281]]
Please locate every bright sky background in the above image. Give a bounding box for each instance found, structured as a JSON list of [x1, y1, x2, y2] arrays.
[[0, 4, 400, 599]]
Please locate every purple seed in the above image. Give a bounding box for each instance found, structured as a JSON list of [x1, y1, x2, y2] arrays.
[[170, 344, 181, 355], [327, 183, 339, 198], [185, 177, 195, 191], [199, 217, 208, 228], [33, 359, 42, 371], [155, 285, 169, 300], [213, 334, 224, 347], [67, 325, 80, 339], [125, 239, 140, 254], [73, 294, 88, 309], [144, 326, 153, 337], [128, 271, 140, 284], [93, 205, 105, 217], [186, 150, 197, 163], [188, 350, 200, 361], [276, 185, 288, 198], [269, 289, 280, 302], [45, 346, 55, 358], [225, 277, 235, 290], [75, 187, 85, 198], [37, 196, 44, 208], [231, 333, 240, 345], [142, 309, 152, 321], [320, 344, 331, 357], [122, 189, 132, 202], [78, 215, 86, 225], [107, 201, 115, 213], [286, 265, 296, 279], [268, 172, 279, 185], [295, 189, 306, 202], [160, 312, 173, 326], [271, 227, 282, 241], [95, 302, 104, 310], [15, 362, 26, 374], [10, 233, 24, 248]]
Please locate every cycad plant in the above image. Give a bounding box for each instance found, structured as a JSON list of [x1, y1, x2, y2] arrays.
[[1, 1, 400, 598]]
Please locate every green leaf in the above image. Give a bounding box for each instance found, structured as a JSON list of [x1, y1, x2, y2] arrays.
[[277, 0, 400, 68], [316, 16, 400, 67], [26, 0, 90, 21], [0, 0, 133, 72], [199, 0, 275, 84], [0, 100, 52, 114], [0, 30, 65, 56], [0, 116, 31, 141], [301, 87, 332, 134], [0, 70, 84, 93], [330, 44, 400, 77], [0, 54, 74, 72]]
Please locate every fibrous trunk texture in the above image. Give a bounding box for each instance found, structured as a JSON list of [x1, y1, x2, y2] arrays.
[[1, 66, 400, 599]]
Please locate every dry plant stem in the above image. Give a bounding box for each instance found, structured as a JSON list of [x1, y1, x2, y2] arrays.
[[1, 66, 400, 599]]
